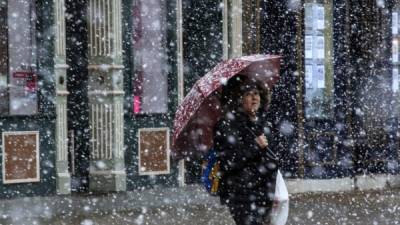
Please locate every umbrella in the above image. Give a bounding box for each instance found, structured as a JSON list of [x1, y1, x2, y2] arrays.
[[172, 54, 282, 158]]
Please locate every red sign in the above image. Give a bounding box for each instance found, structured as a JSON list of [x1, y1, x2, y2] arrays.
[[13, 71, 37, 92]]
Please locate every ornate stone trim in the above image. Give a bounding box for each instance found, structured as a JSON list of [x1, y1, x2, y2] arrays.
[[88, 0, 122, 57], [90, 102, 124, 160]]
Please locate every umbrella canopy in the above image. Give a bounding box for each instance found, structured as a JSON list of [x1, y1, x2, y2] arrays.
[[172, 54, 281, 158]]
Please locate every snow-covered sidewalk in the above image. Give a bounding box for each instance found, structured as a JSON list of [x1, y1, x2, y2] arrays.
[[1, 185, 400, 224]]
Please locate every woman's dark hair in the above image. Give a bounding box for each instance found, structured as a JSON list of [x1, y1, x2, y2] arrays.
[[220, 75, 270, 112]]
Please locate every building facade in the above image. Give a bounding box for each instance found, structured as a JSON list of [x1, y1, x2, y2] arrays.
[[0, 0, 399, 198]]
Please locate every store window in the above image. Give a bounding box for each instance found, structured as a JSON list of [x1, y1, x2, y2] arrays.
[[304, 0, 333, 119], [393, 7, 400, 93], [392, 5, 400, 117], [0, 0, 38, 116], [132, 0, 168, 114]]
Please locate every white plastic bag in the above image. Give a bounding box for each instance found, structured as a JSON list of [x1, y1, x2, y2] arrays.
[[270, 170, 289, 225]]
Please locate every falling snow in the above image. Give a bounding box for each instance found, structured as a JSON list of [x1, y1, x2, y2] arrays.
[[0, 0, 399, 224]]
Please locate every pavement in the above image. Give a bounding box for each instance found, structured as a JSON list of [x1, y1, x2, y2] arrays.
[[0, 185, 400, 225]]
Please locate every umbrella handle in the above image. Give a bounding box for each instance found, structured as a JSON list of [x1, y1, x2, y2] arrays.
[[246, 126, 277, 161], [245, 126, 263, 138]]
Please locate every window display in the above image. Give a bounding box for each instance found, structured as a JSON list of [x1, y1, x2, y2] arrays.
[[132, 0, 168, 114], [393, 11, 400, 93], [393, 39, 399, 63], [393, 68, 399, 92], [0, 0, 8, 114], [0, 0, 38, 116], [10, 70, 37, 115], [304, 1, 333, 119]]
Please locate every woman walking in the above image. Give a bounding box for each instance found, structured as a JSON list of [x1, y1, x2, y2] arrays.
[[214, 76, 278, 225]]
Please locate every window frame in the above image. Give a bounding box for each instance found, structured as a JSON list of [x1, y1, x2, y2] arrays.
[[131, 0, 169, 116], [303, 0, 334, 120], [0, 0, 39, 117]]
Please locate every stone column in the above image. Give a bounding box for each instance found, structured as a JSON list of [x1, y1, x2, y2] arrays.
[[54, 0, 71, 194], [87, 0, 126, 192], [176, 0, 186, 187], [223, 0, 243, 59], [242, 0, 261, 55]]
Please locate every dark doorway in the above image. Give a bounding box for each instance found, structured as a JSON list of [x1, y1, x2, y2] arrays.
[[65, 0, 90, 192]]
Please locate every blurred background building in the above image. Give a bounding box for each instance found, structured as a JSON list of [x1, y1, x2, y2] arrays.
[[0, 0, 399, 198]]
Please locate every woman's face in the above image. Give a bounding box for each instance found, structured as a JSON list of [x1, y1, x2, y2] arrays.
[[241, 89, 261, 117]]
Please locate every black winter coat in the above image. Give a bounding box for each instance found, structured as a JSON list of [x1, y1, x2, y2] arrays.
[[214, 111, 278, 205]]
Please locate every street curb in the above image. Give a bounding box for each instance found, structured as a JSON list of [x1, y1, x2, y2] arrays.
[[286, 177, 354, 194], [286, 174, 400, 194]]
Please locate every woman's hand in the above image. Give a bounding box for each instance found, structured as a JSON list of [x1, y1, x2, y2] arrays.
[[255, 134, 268, 149]]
